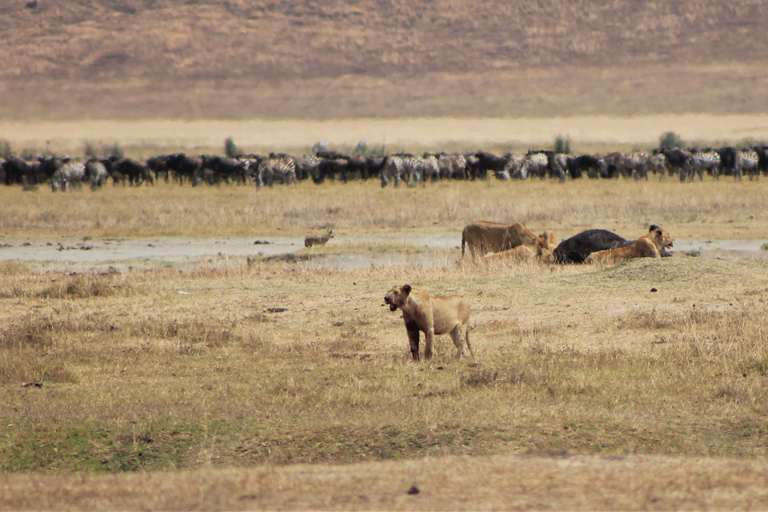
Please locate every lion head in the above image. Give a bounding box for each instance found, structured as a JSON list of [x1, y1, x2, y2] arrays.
[[384, 284, 412, 312], [647, 225, 674, 250]]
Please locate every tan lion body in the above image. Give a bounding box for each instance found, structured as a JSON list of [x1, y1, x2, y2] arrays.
[[483, 243, 555, 264], [586, 225, 674, 265], [304, 229, 333, 247], [461, 221, 553, 259], [384, 284, 473, 361]]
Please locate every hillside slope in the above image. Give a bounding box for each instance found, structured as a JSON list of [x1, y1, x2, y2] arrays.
[[1, 0, 767, 119]]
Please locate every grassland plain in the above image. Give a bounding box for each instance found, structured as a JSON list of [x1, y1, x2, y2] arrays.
[[4, 115, 768, 159], [1, 179, 768, 509]]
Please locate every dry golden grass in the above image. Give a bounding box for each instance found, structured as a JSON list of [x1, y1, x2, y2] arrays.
[[2, 181, 768, 509], [1, 178, 767, 240]]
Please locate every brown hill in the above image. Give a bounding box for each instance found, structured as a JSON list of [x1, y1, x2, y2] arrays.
[[2, 0, 768, 119]]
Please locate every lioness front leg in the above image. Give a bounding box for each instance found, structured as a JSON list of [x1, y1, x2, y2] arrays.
[[406, 324, 421, 361]]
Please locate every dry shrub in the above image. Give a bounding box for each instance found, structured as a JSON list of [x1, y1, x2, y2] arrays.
[[0, 353, 79, 385], [460, 366, 500, 388], [38, 274, 130, 299], [128, 318, 241, 348], [0, 261, 27, 275], [0, 310, 114, 349], [0, 322, 56, 350]]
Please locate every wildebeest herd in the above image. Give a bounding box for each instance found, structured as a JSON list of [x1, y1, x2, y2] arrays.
[[1, 145, 767, 191]]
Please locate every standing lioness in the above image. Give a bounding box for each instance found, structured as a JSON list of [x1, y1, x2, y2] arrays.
[[384, 284, 473, 361]]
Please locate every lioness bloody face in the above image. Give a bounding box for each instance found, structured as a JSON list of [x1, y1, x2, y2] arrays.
[[384, 284, 412, 312]]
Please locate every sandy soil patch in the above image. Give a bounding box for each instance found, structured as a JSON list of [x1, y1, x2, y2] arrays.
[[0, 233, 765, 273]]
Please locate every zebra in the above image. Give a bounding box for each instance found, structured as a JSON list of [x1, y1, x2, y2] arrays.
[[520, 152, 549, 180], [501, 153, 525, 180], [257, 155, 297, 189], [84, 158, 109, 190], [380, 155, 405, 188], [548, 152, 569, 182], [400, 155, 424, 185], [421, 154, 440, 182], [740, 149, 760, 181], [647, 153, 667, 178], [50, 159, 85, 192], [437, 153, 468, 180], [294, 154, 322, 183], [624, 152, 649, 181], [688, 150, 720, 181]]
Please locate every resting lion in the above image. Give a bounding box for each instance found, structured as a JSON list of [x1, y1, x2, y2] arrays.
[[483, 242, 555, 264], [461, 221, 553, 259], [384, 284, 473, 361], [585, 225, 674, 265]]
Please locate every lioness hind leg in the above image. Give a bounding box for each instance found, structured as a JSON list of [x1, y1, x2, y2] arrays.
[[464, 324, 475, 359], [450, 325, 472, 360]]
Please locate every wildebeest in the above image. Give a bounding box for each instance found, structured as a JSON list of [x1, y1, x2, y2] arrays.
[[568, 154, 605, 179], [661, 148, 693, 181], [473, 151, 507, 180], [106, 157, 153, 186], [553, 229, 630, 264], [163, 153, 202, 185]]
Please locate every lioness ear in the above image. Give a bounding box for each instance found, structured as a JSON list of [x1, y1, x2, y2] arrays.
[[649, 224, 660, 232], [402, 284, 412, 294]]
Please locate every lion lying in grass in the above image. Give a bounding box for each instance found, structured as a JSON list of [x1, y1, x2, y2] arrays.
[[461, 220, 555, 259], [585, 225, 674, 265], [384, 284, 473, 361], [482, 240, 556, 264]]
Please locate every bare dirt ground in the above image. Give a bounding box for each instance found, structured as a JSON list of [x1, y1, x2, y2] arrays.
[[0, 233, 766, 274]]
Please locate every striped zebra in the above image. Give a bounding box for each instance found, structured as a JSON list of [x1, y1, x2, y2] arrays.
[[84, 158, 109, 190], [549, 152, 569, 182], [381, 155, 405, 187], [624, 152, 649, 181], [51, 159, 85, 191], [400, 155, 424, 185], [688, 150, 720, 181], [502, 153, 525, 180], [647, 153, 667, 178], [520, 152, 549, 180], [421, 154, 439, 182], [437, 153, 468, 180], [257, 155, 297, 190], [295, 154, 322, 183], [740, 149, 760, 181]]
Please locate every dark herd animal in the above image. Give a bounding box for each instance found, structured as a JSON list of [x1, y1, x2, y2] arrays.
[[2, 145, 767, 191]]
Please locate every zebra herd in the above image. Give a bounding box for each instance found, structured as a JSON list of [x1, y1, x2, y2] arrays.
[[1, 145, 767, 191]]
